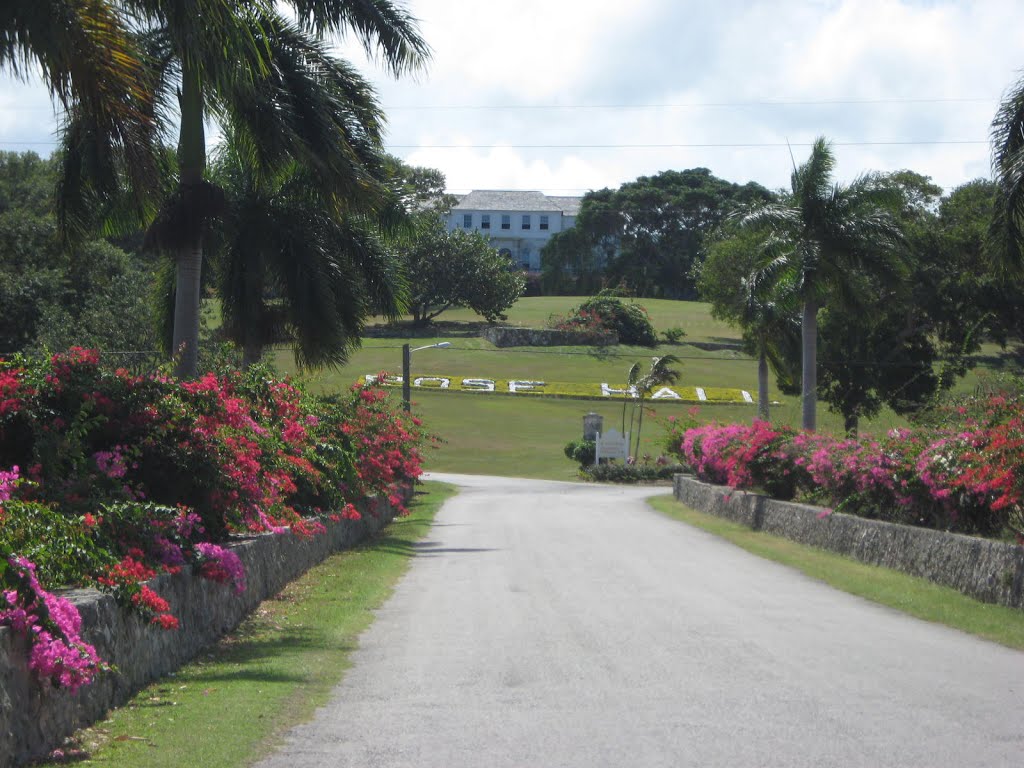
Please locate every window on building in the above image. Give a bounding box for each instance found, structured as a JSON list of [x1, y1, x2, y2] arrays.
[[501, 214, 511, 230], [539, 215, 549, 230], [462, 214, 472, 228], [522, 215, 531, 230], [481, 214, 490, 230]]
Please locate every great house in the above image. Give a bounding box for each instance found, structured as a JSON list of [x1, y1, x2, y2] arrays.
[[446, 190, 582, 273]]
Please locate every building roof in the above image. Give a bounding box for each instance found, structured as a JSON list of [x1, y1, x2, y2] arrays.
[[453, 190, 582, 214], [546, 196, 583, 216]]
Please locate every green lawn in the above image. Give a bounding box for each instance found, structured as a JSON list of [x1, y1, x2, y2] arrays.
[[262, 296, 1019, 480], [367, 296, 738, 344]]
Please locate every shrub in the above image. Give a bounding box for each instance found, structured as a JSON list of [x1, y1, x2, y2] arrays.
[[0, 349, 428, 690], [660, 326, 686, 344], [582, 458, 685, 484], [564, 439, 596, 467], [550, 291, 657, 347], [675, 393, 1024, 540]]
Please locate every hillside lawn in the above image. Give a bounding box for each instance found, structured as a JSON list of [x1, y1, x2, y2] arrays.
[[271, 297, 1021, 482]]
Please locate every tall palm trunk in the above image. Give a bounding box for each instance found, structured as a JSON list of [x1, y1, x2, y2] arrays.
[[634, 397, 645, 458], [172, 63, 206, 379], [801, 298, 818, 431], [757, 338, 769, 422], [241, 251, 265, 369]]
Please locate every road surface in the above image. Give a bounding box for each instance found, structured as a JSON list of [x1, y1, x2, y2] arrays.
[[253, 473, 1024, 768]]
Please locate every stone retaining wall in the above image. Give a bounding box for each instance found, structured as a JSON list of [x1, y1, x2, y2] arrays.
[[481, 327, 617, 347], [673, 474, 1024, 609], [0, 491, 407, 767]]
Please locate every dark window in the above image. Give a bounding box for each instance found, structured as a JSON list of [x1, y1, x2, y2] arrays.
[[462, 214, 472, 228], [501, 214, 511, 230], [522, 215, 531, 230], [481, 214, 490, 230], [539, 215, 549, 230]]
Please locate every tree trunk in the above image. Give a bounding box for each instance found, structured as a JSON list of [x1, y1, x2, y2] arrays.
[[634, 399, 644, 459], [173, 242, 203, 378], [801, 299, 818, 431], [172, 62, 206, 379], [242, 342, 263, 370], [241, 250, 265, 370], [844, 413, 859, 437], [757, 343, 769, 422]]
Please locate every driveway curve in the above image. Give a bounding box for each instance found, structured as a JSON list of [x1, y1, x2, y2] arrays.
[[253, 473, 1024, 768]]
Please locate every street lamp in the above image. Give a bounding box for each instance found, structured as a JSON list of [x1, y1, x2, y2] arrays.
[[402, 342, 452, 412]]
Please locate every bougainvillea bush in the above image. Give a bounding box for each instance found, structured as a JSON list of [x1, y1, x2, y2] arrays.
[[0, 349, 427, 690], [669, 392, 1024, 542]]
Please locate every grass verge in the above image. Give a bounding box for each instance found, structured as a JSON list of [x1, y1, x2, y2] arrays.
[[648, 495, 1024, 651], [43, 482, 457, 767]]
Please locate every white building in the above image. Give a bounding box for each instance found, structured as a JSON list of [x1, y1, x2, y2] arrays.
[[446, 190, 582, 273]]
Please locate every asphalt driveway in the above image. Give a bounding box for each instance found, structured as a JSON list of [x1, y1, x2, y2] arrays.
[[253, 473, 1024, 768]]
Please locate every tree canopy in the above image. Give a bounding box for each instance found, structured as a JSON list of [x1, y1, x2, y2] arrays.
[[542, 168, 773, 298], [50, 0, 428, 378]]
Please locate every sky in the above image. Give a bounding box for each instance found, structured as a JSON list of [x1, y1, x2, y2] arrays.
[[2, 0, 1023, 197]]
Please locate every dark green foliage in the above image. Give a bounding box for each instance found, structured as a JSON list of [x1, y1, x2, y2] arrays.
[[734, 138, 910, 431], [582, 461, 685, 484], [571, 292, 657, 346], [540, 225, 606, 295], [563, 439, 596, 467], [0, 151, 159, 355], [399, 217, 526, 325], [542, 169, 774, 298], [203, 134, 407, 370], [660, 327, 686, 344], [0, 501, 114, 587]]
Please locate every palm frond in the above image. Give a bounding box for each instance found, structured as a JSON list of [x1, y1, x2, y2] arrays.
[[287, 0, 430, 76], [990, 72, 1024, 273], [209, 11, 389, 208]]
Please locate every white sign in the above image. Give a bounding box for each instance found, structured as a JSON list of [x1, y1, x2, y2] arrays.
[[601, 383, 638, 398], [651, 387, 681, 400], [413, 377, 450, 388], [462, 378, 496, 392], [595, 429, 630, 463], [508, 380, 545, 393]]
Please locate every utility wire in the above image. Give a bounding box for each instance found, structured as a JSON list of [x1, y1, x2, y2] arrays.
[[0, 138, 989, 149], [385, 97, 997, 111], [386, 140, 987, 149], [0, 97, 997, 113]]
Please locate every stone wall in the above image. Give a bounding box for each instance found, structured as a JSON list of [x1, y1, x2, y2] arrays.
[[0, 492, 406, 767], [481, 327, 617, 347], [673, 474, 1024, 609]]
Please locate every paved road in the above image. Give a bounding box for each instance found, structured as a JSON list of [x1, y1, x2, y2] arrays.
[[254, 473, 1024, 768]]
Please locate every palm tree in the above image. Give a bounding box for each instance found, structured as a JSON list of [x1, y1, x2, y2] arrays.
[[991, 73, 1024, 273], [59, 1, 428, 378], [737, 138, 906, 431], [737, 266, 800, 422], [621, 361, 640, 433], [205, 132, 406, 369], [2, 1, 159, 233], [632, 355, 680, 458]]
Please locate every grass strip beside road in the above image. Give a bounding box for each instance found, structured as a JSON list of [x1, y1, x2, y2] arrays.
[[47, 482, 457, 768], [648, 495, 1024, 651]]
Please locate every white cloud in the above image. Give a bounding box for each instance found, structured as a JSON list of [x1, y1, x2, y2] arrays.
[[2, 0, 1022, 194]]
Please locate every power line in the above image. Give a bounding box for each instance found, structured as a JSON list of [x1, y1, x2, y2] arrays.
[[0, 97, 997, 114], [384, 97, 997, 111], [387, 140, 987, 150], [1, 138, 990, 150]]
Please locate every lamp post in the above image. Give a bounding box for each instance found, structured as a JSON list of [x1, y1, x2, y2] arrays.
[[402, 342, 452, 412]]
